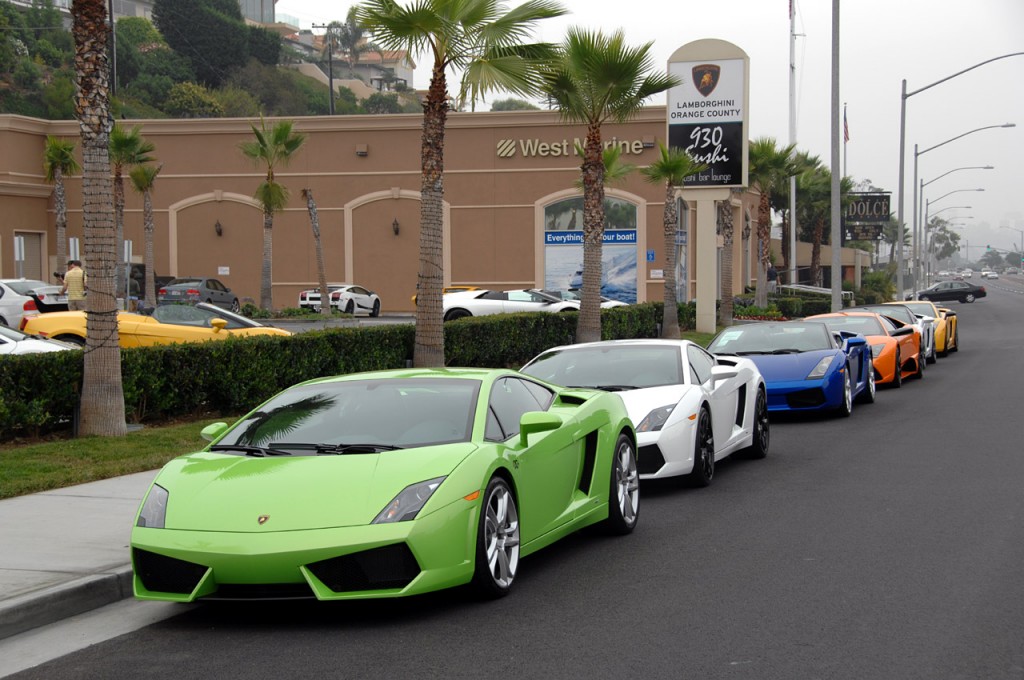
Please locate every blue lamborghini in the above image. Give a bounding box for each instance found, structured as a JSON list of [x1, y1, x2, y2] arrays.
[[707, 321, 875, 417]]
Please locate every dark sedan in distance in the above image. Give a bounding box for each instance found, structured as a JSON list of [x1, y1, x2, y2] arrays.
[[910, 281, 986, 303], [158, 277, 240, 312]]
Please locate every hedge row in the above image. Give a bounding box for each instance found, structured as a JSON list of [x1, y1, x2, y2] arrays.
[[0, 302, 689, 440]]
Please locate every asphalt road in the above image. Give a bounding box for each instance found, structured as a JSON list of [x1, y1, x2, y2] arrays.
[[9, 281, 1024, 680]]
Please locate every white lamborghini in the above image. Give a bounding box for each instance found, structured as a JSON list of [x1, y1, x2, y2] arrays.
[[521, 339, 769, 485]]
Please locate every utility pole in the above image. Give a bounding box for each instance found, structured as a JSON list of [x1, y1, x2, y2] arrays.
[[313, 24, 335, 115]]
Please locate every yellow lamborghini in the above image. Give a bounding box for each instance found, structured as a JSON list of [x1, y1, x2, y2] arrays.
[[895, 300, 958, 356]]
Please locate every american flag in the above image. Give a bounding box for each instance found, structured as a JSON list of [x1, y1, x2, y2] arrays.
[[844, 108, 850, 143]]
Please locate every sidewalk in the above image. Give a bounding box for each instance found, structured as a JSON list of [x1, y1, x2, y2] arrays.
[[0, 471, 157, 640]]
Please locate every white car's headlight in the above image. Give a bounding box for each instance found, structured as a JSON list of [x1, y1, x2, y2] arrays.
[[806, 356, 834, 380], [136, 484, 168, 528], [636, 405, 676, 433], [373, 477, 446, 524], [870, 344, 885, 358]]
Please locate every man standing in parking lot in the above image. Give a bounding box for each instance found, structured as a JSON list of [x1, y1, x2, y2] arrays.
[[61, 260, 87, 311]]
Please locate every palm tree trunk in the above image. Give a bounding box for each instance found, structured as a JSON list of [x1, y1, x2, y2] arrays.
[[719, 201, 734, 327], [413, 64, 448, 367], [576, 123, 605, 344], [302, 189, 330, 317], [755, 193, 771, 307], [54, 167, 68, 267], [113, 169, 125, 302], [261, 209, 273, 310], [661, 182, 679, 339], [72, 0, 125, 437], [781, 211, 790, 278], [143, 188, 156, 308], [811, 218, 824, 287]]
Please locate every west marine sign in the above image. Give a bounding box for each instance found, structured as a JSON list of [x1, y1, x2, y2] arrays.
[[496, 137, 647, 159]]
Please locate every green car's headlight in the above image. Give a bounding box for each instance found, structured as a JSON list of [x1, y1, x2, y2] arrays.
[[137, 484, 168, 528], [870, 344, 885, 358], [373, 477, 446, 524], [806, 356, 834, 380], [636, 405, 676, 433]]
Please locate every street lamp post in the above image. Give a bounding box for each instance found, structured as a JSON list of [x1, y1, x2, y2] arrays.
[[916, 164, 994, 288], [895, 52, 1024, 299], [912, 127, 1010, 294]]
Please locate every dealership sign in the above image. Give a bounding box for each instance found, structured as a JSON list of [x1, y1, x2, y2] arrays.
[[667, 40, 750, 188], [842, 192, 891, 243]]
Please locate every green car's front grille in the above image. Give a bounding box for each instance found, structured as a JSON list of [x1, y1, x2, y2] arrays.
[[307, 543, 421, 593], [133, 548, 207, 595]]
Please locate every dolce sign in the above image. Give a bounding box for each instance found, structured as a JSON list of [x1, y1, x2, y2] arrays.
[[496, 136, 646, 159], [844, 193, 891, 223]]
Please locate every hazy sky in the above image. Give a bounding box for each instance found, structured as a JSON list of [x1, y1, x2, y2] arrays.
[[275, 0, 1024, 254]]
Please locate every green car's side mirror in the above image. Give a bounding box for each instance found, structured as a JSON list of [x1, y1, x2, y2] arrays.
[[200, 422, 229, 442], [519, 411, 563, 447]]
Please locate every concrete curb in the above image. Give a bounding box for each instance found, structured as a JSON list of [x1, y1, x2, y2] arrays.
[[0, 565, 133, 641]]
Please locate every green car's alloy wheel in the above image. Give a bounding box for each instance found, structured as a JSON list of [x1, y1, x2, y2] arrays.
[[606, 434, 639, 534], [472, 477, 520, 598], [687, 408, 715, 487]]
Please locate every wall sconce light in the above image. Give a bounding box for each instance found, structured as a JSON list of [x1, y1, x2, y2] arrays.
[[392, 218, 400, 236], [214, 220, 223, 237], [355, 144, 369, 157]]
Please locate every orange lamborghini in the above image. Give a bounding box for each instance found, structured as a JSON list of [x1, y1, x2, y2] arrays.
[[806, 311, 923, 388]]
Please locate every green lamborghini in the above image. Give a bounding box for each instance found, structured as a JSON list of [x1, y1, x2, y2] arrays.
[[131, 368, 639, 601]]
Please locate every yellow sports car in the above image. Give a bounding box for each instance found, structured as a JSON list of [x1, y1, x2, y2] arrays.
[[895, 300, 958, 355], [21, 303, 290, 348]]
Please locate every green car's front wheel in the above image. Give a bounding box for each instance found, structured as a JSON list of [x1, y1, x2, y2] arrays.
[[471, 476, 520, 598], [605, 434, 639, 535]]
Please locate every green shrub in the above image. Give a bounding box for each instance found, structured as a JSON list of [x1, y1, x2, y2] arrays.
[[801, 299, 832, 316], [774, 297, 803, 318]]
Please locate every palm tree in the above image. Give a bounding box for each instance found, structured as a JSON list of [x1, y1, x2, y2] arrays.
[[301, 188, 331, 317], [797, 165, 854, 287], [70, 0, 126, 437], [239, 118, 306, 311], [748, 137, 796, 307], [641, 143, 706, 339], [109, 124, 154, 297], [545, 28, 678, 343], [336, 7, 384, 79], [357, 0, 566, 366], [43, 136, 80, 268], [128, 163, 162, 309]]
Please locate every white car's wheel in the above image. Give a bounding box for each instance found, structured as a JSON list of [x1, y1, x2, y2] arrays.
[[686, 408, 715, 487]]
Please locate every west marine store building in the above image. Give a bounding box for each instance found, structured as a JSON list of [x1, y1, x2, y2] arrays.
[[0, 107, 865, 314]]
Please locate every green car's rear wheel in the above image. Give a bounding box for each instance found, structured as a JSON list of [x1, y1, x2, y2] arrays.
[[605, 434, 639, 534], [471, 476, 519, 598]]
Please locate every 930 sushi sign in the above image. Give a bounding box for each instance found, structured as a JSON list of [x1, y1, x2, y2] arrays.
[[667, 40, 750, 188]]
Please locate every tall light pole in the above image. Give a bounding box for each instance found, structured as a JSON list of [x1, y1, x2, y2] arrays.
[[829, 0, 842, 312], [911, 125, 1011, 293], [895, 52, 1024, 298]]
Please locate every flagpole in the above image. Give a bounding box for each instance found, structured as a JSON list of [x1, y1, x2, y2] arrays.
[[843, 102, 848, 177], [788, 0, 798, 286]]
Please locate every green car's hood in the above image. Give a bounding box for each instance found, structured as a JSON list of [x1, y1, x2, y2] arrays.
[[156, 444, 477, 532]]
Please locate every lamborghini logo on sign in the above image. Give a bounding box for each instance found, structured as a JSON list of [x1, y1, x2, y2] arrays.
[[693, 64, 721, 97], [496, 139, 517, 157], [258, 515, 270, 525]]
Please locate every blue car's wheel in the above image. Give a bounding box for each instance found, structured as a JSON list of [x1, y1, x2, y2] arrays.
[[604, 434, 639, 535], [857, 360, 876, 404], [836, 368, 852, 417], [471, 476, 520, 598]]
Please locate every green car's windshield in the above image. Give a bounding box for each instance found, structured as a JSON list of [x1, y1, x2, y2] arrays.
[[522, 345, 683, 389], [216, 378, 481, 454]]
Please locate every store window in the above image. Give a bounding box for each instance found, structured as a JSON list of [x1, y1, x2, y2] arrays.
[[542, 196, 638, 303]]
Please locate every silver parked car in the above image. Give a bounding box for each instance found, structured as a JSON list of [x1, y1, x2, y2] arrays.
[[158, 277, 239, 312]]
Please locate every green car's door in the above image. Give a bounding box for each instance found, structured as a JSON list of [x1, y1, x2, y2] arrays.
[[486, 377, 581, 545]]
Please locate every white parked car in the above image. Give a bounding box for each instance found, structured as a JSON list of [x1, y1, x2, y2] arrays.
[[521, 339, 769, 485], [442, 288, 579, 321], [981, 270, 998, 279], [297, 283, 381, 316], [0, 324, 77, 356], [0, 278, 64, 330], [540, 288, 629, 308]]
